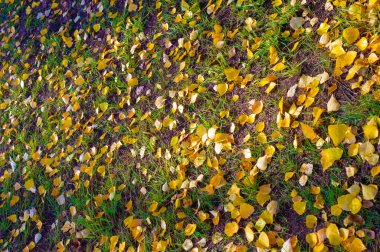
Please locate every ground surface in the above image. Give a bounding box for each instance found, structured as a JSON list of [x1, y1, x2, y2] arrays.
[[0, 0, 380, 251]]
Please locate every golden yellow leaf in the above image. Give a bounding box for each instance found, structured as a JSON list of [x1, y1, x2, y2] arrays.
[[240, 203, 255, 219], [284, 172, 294, 181], [317, 22, 330, 35], [320, 148, 343, 170], [349, 198, 361, 214], [224, 222, 239, 237], [10, 195, 19, 207], [251, 100, 263, 114], [97, 58, 111, 71], [269, 45, 279, 65], [300, 122, 317, 140], [331, 204, 343, 216], [75, 76, 85, 85], [306, 233, 318, 247], [293, 201, 306, 215], [335, 51, 357, 69], [363, 124, 378, 139], [110, 236, 119, 251], [185, 224, 196, 236], [7, 214, 17, 223], [371, 165, 380, 177], [328, 124, 348, 146], [224, 68, 240, 82], [326, 223, 342, 246], [343, 27, 360, 44], [355, 37, 368, 51], [348, 238, 366, 252], [214, 83, 228, 96]]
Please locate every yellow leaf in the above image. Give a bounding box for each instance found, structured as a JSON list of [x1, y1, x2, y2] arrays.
[[331, 204, 342, 216], [300, 122, 317, 140], [349, 198, 361, 214], [25, 179, 35, 192], [361, 184, 378, 200], [224, 68, 240, 82], [343, 27, 359, 44], [326, 223, 342, 246], [99, 102, 108, 113], [272, 61, 286, 72], [244, 225, 254, 243], [255, 232, 270, 249], [10, 195, 19, 207], [348, 238, 366, 252], [371, 165, 380, 177], [335, 51, 357, 69], [247, 48, 254, 59], [328, 124, 348, 146], [338, 194, 355, 211], [269, 45, 279, 65], [110, 236, 119, 251], [224, 222, 239, 237], [317, 22, 330, 35], [306, 233, 318, 247], [75, 76, 85, 85], [305, 215, 317, 229], [293, 201, 306, 215], [320, 148, 343, 170], [240, 203, 254, 219], [97, 59, 111, 71], [93, 23, 101, 32], [214, 83, 228, 96], [7, 214, 17, 223], [363, 124, 378, 140], [284, 172, 294, 181], [355, 37, 368, 51], [185, 223, 196, 236]]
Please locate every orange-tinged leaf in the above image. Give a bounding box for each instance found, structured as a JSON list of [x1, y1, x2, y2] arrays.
[[224, 222, 239, 237], [75, 76, 85, 85], [110, 236, 119, 251], [251, 100, 263, 114], [300, 122, 317, 140]]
